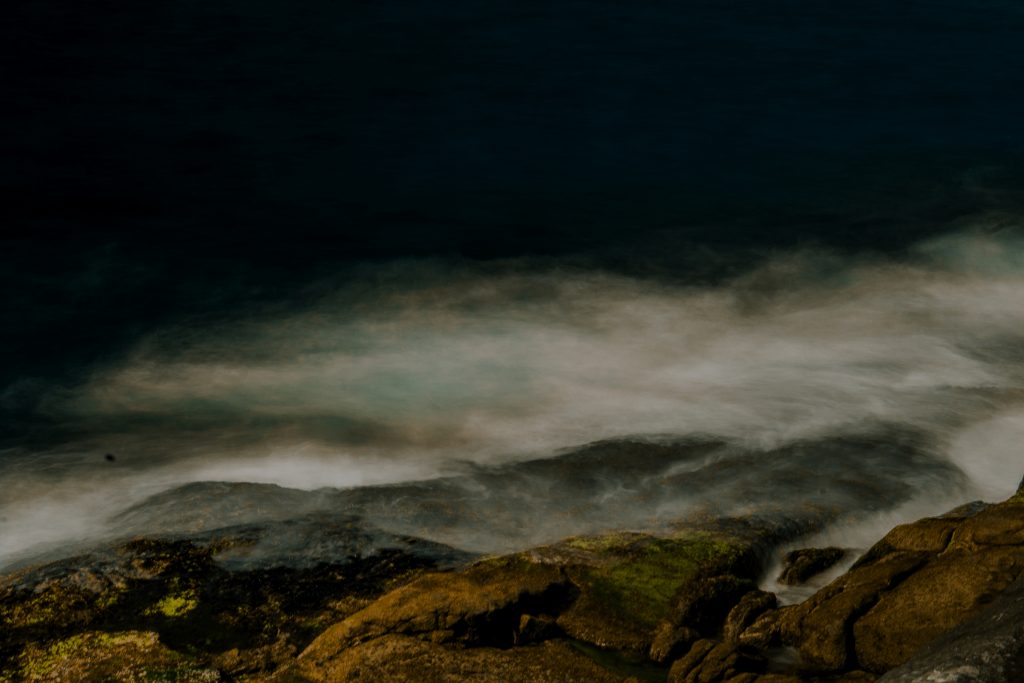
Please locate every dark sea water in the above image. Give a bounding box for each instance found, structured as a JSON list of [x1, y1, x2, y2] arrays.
[[2, 0, 1024, 566]]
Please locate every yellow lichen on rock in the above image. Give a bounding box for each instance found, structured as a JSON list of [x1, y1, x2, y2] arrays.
[[145, 589, 200, 618], [14, 630, 220, 682]]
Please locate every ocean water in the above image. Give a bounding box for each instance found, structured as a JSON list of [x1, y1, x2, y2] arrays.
[[2, 0, 1023, 566]]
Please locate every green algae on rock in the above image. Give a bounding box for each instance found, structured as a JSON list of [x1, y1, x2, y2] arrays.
[[550, 531, 759, 652]]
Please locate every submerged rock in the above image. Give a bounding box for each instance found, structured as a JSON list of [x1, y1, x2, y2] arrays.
[[101, 430, 965, 561]]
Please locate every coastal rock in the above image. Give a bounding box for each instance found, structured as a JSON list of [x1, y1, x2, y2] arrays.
[[770, 495, 1024, 675], [7, 478, 1024, 682], [666, 639, 766, 683], [299, 527, 765, 678], [297, 554, 571, 658], [850, 501, 1024, 673], [876, 575, 1024, 682], [11, 630, 220, 683], [667, 639, 718, 682], [297, 634, 622, 682], [780, 551, 929, 671], [650, 623, 700, 664], [777, 547, 847, 585], [649, 573, 759, 662], [722, 590, 776, 643], [0, 535, 446, 681], [667, 574, 759, 634], [546, 531, 759, 652]]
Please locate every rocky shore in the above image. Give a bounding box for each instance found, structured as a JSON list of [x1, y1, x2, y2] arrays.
[[2, 478, 1023, 682]]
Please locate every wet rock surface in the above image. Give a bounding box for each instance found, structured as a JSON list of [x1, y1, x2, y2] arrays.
[[0, 527, 463, 681], [4, 490, 1024, 681], [777, 548, 848, 586], [725, 495, 1024, 680], [1, 447, 1022, 681], [33, 432, 964, 565]]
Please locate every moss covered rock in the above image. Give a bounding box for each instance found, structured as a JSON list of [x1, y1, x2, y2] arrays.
[[550, 531, 759, 652], [13, 630, 219, 682]]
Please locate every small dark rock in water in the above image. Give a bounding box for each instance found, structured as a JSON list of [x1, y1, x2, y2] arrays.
[[104, 453, 116, 462], [778, 547, 847, 585]]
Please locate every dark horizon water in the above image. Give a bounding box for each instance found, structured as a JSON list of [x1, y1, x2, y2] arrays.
[[3, 0, 1024, 566]]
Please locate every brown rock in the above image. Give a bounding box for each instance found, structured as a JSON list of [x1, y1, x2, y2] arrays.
[[949, 500, 1024, 549], [777, 547, 847, 585], [723, 674, 759, 683], [552, 531, 758, 652], [771, 494, 1024, 676], [736, 607, 785, 649], [297, 634, 621, 682], [667, 639, 717, 683], [649, 623, 700, 664], [694, 642, 765, 683], [852, 546, 1024, 672], [668, 574, 758, 634], [876, 519, 960, 553], [666, 639, 768, 683], [783, 551, 928, 672], [851, 519, 958, 568], [723, 590, 776, 643], [299, 554, 568, 664]]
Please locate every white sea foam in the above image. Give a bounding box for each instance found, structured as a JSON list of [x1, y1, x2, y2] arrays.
[[3, 227, 1024, 566]]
